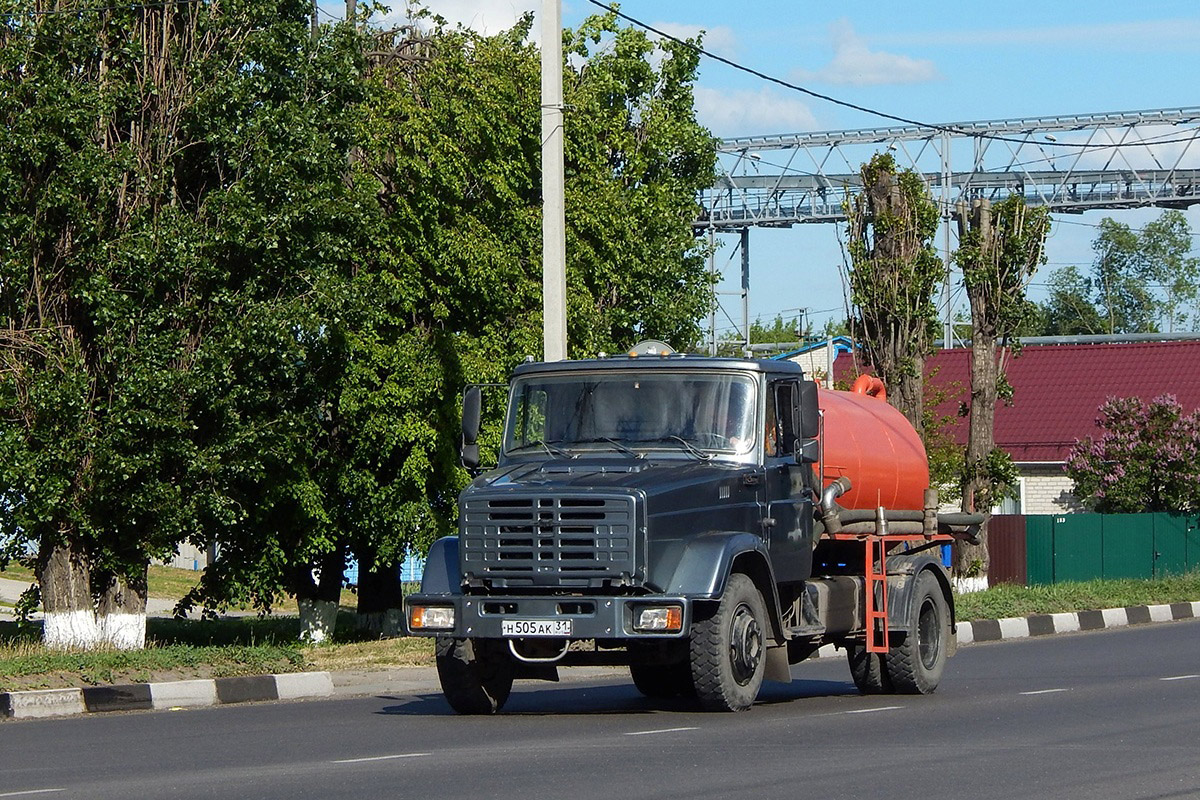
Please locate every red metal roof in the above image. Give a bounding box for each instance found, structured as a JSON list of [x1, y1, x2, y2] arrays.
[[834, 341, 1200, 463]]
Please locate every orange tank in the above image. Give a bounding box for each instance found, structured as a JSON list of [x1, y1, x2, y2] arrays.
[[818, 385, 929, 511]]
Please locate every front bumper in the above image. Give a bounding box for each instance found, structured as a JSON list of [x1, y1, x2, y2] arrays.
[[404, 593, 691, 639]]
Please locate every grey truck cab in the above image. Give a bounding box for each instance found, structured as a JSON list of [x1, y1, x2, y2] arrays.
[[405, 351, 959, 713]]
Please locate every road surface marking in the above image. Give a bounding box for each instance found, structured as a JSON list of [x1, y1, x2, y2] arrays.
[[1020, 689, 1069, 695], [331, 753, 431, 764], [625, 726, 699, 736], [0, 791, 67, 798], [1160, 674, 1200, 682], [844, 706, 903, 714]]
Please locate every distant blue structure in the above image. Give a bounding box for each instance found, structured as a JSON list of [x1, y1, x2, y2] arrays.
[[399, 552, 425, 583], [343, 553, 425, 587], [769, 335, 856, 362]]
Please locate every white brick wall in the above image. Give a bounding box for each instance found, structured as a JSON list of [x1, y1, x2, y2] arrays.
[[1019, 464, 1086, 515]]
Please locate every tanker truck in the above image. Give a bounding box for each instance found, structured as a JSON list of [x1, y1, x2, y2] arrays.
[[404, 349, 981, 713]]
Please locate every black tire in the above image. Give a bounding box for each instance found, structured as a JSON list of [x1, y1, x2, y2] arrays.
[[847, 644, 892, 694], [630, 660, 695, 699], [884, 569, 950, 694], [435, 637, 516, 714], [689, 573, 768, 711]]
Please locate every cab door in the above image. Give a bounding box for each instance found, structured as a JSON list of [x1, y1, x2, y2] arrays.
[[763, 379, 814, 583]]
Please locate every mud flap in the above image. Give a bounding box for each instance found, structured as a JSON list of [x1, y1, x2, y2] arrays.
[[765, 644, 792, 683]]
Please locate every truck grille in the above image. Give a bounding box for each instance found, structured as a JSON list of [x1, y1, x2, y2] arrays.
[[460, 494, 639, 588]]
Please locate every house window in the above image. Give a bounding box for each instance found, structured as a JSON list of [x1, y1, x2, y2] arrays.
[[993, 477, 1024, 515]]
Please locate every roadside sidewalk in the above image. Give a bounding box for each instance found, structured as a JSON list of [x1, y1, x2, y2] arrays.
[[1, 576, 179, 622], [3, 600, 1199, 720]]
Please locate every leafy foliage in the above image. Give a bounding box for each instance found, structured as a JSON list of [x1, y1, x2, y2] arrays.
[[844, 153, 944, 437], [1035, 211, 1200, 336], [1066, 395, 1200, 513], [0, 3, 717, 638]]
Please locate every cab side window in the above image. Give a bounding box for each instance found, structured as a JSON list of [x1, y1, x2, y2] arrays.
[[769, 381, 797, 457], [768, 381, 796, 455]]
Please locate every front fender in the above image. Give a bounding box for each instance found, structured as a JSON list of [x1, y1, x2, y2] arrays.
[[661, 531, 785, 643], [418, 536, 460, 595], [662, 531, 766, 597]]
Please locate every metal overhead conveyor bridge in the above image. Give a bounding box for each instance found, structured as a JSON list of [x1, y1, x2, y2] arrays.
[[693, 107, 1200, 352], [697, 107, 1200, 228]]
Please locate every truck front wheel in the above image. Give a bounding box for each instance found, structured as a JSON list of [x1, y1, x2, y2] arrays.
[[435, 636, 516, 714], [689, 573, 768, 711], [885, 569, 950, 694]]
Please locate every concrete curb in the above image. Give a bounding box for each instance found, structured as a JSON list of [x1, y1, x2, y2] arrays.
[[4, 601, 1199, 720], [954, 600, 1200, 646], [1, 671, 334, 720]]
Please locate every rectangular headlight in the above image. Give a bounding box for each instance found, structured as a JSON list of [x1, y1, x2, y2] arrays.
[[409, 605, 455, 631], [633, 605, 683, 633]]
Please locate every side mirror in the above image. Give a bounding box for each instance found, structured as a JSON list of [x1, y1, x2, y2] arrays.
[[797, 438, 820, 464], [461, 386, 482, 470], [799, 380, 820, 439]]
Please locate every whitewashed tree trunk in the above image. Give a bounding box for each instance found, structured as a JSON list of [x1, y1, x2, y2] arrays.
[[298, 598, 339, 643], [952, 575, 989, 594], [97, 570, 149, 650], [354, 609, 405, 638], [39, 539, 102, 650]]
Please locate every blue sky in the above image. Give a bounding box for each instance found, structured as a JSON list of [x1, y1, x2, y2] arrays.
[[338, 1, 1200, 339]]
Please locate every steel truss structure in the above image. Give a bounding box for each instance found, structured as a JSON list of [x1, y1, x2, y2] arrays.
[[694, 107, 1200, 351], [698, 107, 1200, 228]]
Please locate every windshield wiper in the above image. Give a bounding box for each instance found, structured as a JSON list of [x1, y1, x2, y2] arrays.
[[640, 435, 714, 461], [509, 439, 574, 458], [577, 436, 643, 458]]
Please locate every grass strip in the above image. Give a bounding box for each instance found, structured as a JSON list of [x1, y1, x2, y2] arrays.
[[954, 571, 1200, 622]]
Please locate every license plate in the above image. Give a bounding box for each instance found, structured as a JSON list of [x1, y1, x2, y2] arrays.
[[501, 619, 572, 637]]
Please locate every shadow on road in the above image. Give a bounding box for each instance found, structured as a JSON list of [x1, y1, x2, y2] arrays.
[[377, 677, 859, 716]]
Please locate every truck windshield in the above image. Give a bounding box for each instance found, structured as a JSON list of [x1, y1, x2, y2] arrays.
[[504, 371, 757, 457]]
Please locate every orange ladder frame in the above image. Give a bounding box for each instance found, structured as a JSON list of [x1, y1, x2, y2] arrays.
[[827, 532, 954, 654]]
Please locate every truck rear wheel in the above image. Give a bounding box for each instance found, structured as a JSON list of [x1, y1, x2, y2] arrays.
[[435, 636, 515, 714], [885, 569, 950, 694], [847, 645, 892, 694], [689, 573, 767, 711]]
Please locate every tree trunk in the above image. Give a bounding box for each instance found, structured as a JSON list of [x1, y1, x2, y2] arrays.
[[889, 352, 925, 441], [354, 547, 405, 638], [97, 566, 149, 650], [38, 537, 101, 650], [297, 547, 345, 644], [955, 325, 997, 592]]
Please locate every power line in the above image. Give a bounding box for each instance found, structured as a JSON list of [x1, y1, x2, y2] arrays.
[[588, 0, 1200, 151]]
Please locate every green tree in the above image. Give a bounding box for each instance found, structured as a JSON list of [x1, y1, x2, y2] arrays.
[[953, 196, 1049, 587], [1035, 211, 1199, 336], [1037, 265, 1106, 336], [178, 10, 717, 637], [845, 153, 944, 438], [0, 0, 370, 647]]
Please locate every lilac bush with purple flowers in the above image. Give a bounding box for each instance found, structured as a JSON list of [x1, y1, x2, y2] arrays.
[[1066, 395, 1200, 513]]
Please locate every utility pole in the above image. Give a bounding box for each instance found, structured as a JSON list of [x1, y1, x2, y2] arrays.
[[740, 228, 750, 352], [346, 0, 356, 28], [310, 0, 318, 41], [541, 0, 568, 361]]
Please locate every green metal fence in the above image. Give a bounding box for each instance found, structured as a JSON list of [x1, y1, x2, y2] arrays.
[[1024, 513, 1200, 585]]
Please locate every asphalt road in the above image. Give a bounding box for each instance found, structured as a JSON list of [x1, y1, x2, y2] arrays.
[[3, 621, 1199, 800]]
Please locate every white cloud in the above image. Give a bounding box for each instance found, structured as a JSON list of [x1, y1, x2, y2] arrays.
[[377, 1, 540, 41], [878, 18, 1200, 48], [794, 19, 940, 87], [694, 86, 818, 137]]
